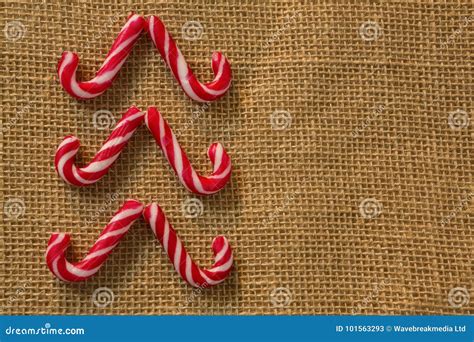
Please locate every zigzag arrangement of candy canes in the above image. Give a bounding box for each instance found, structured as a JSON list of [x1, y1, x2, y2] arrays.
[[54, 106, 145, 186], [145, 106, 232, 195], [57, 14, 146, 99], [45, 200, 143, 282], [50, 14, 235, 287], [147, 15, 232, 102], [143, 203, 234, 287]]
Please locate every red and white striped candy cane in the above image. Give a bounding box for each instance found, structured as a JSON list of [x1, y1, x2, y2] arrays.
[[46, 200, 144, 282], [143, 203, 234, 287], [147, 15, 232, 102], [55, 106, 145, 186], [145, 107, 232, 195], [58, 14, 145, 100]]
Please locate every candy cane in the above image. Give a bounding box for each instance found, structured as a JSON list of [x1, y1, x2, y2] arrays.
[[147, 15, 232, 102], [46, 200, 144, 282], [143, 203, 233, 287], [58, 14, 146, 99], [55, 106, 145, 186], [145, 107, 231, 195]]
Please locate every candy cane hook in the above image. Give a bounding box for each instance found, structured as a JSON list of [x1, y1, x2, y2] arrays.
[[147, 15, 232, 102], [145, 107, 232, 195], [143, 203, 234, 287], [58, 14, 146, 100], [46, 200, 144, 282], [55, 106, 145, 187]]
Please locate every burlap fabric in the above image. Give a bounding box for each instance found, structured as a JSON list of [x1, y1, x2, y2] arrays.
[[1, 0, 472, 315]]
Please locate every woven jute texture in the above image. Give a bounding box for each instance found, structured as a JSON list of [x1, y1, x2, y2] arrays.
[[1, 0, 472, 315]]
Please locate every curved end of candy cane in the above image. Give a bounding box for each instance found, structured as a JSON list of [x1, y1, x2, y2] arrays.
[[57, 15, 146, 100], [57, 51, 78, 72], [202, 234, 234, 287], [46, 200, 144, 282], [45, 232, 71, 281], [183, 51, 231, 103], [54, 135, 83, 186], [45, 232, 97, 283], [204, 142, 232, 193], [206, 234, 234, 284], [207, 142, 230, 168], [57, 52, 81, 99], [54, 135, 97, 187], [211, 235, 232, 262], [209, 51, 232, 93], [184, 51, 231, 103], [57, 51, 108, 100], [54, 107, 145, 187], [46, 233, 71, 260]]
